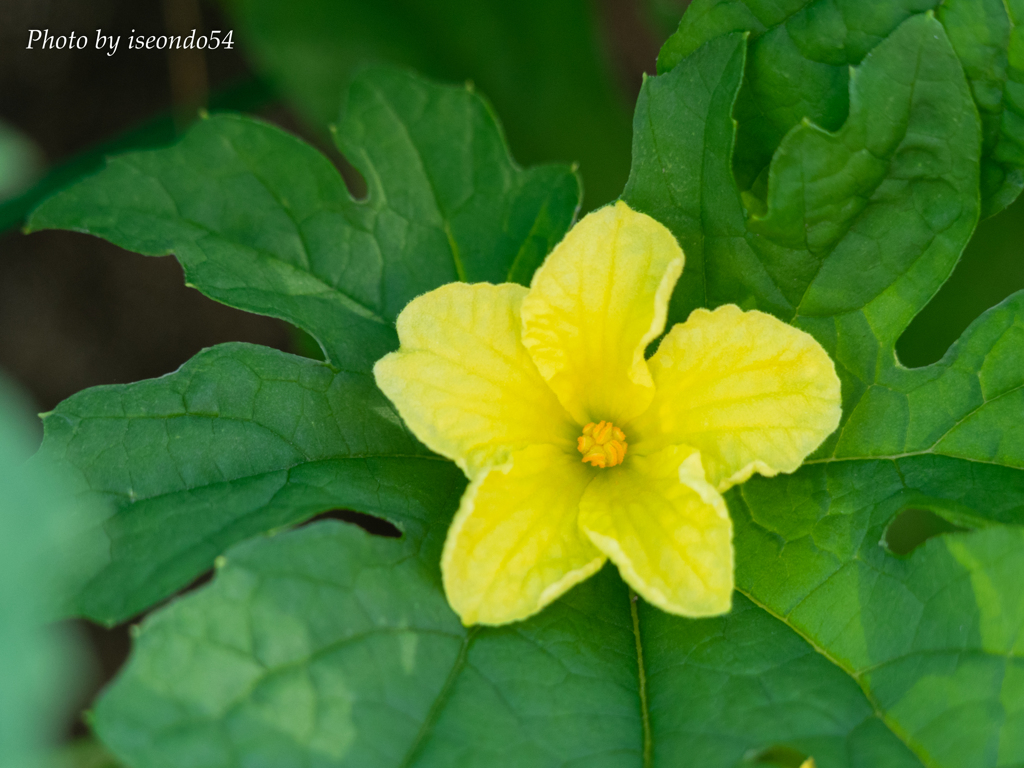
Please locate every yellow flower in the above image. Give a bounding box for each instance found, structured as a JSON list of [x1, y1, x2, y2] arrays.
[[374, 201, 841, 626]]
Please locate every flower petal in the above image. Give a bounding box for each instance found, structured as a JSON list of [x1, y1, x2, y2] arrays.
[[578, 446, 733, 617], [631, 305, 842, 490], [374, 282, 577, 476], [520, 201, 683, 425], [442, 444, 605, 626]]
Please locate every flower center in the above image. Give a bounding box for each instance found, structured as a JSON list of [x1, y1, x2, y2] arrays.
[[577, 421, 628, 468]]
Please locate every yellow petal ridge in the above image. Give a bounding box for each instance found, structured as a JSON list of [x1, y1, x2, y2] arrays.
[[374, 282, 577, 477], [520, 201, 683, 426], [631, 305, 842, 490], [441, 444, 605, 626], [578, 446, 733, 617]]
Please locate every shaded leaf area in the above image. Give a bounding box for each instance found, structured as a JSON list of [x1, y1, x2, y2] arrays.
[[659, 0, 1024, 218], [32, 342, 465, 625], [49, 738, 125, 768], [28, 67, 581, 371], [219, 0, 633, 208], [96, 519, 924, 768], [627, 14, 1024, 765]]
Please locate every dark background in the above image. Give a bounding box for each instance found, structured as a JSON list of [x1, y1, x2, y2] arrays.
[[1, 0, 1020, 753]]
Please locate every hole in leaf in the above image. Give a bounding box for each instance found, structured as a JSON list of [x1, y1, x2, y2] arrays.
[[177, 567, 216, 596], [288, 326, 326, 361], [64, 563, 218, 739], [745, 745, 813, 767], [302, 508, 402, 538], [335, 152, 369, 201], [64, 619, 132, 740], [883, 508, 968, 555], [896, 193, 1024, 368]]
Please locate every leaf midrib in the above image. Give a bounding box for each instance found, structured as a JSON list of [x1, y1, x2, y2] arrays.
[[397, 626, 481, 768], [629, 589, 652, 768], [805, 452, 1024, 471], [367, 81, 473, 286], [89, 453, 449, 509]]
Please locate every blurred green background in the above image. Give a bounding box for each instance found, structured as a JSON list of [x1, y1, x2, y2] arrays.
[[0, 0, 1020, 763]]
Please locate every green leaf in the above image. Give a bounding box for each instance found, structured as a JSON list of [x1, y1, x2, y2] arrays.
[[625, 13, 1024, 764], [27, 67, 581, 371], [95, 519, 926, 767], [636, 595, 922, 765], [219, 0, 632, 208], [26, 67, 578, 625], [626, 15, 981, 358], [92, 522, 638, 768], [35, 342, 464, 625], [938, 0, 1024, 216], [659, 0, 1024, 218], [731, 467, 1024, 764], [0, 78, 275, 233]]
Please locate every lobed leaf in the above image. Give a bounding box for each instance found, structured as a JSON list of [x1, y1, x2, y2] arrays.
[[34, 342, 464, 625], [626, 15, 981, 337], [26, 66, 580, 624], [626, 12, 1023, 765], [659, 0, 1024, 218], [95, 518, 927, 768], [28, 67, 580, 371]]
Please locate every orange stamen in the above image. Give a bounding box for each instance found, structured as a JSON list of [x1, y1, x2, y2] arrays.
[[577, 420, 628, 468]]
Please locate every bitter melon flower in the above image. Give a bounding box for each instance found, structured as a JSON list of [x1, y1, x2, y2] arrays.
[[374, 201, 841, 626]]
